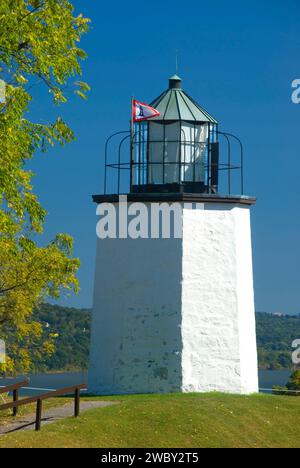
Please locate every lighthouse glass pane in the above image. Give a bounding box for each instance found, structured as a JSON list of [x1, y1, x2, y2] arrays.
[[164, 122, 180, 183], [148, 122, 164, 184], [181, 123, 208, 183], [132, 123, 148, 185]]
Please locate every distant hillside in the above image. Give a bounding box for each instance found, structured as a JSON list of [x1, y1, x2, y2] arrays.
[[30, 303, 91, 373], [256, 312, 300, 370], [12, 305, 300, 373]]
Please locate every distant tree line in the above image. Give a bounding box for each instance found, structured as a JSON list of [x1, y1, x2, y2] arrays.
[[256, 312, 300, 370], [9, 303, 91, 374], [1, 306, 300, 375]]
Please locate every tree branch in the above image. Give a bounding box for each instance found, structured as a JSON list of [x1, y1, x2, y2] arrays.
[[19, 2, 46, 23]]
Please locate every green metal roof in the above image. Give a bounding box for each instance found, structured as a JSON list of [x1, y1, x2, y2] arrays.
[[150, 75, 218, 124]]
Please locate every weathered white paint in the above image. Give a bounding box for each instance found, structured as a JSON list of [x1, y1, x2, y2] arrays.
[[88, 202, 258, 395], [89, 202, 183, 395], [181, 203, 258, 394]]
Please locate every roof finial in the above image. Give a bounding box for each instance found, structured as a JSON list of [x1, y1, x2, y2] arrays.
[[175, 49, 179, 75], [169, 74, 182, 89]]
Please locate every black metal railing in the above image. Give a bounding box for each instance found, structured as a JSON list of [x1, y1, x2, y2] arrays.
[[102, 130, 244, 196]]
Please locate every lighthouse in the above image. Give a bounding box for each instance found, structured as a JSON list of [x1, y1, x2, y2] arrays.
[[88, 75, 259, 395]]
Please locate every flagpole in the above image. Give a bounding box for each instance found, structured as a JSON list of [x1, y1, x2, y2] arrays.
[[131, 95, 134, 142], [130, 96, 134, 191]]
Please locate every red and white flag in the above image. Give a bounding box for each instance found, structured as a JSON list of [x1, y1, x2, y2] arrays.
[[132, 99, 160, 122]]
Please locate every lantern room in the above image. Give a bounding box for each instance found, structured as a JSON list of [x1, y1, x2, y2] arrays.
[[131, 75, 219, 194], [103, 75, 244, 196]]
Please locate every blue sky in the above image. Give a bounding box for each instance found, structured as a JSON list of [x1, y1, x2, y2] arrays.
[[28, 0, 300, 313]]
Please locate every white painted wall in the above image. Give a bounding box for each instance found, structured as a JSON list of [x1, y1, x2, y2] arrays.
[[88, 207, 183, 394], [181, 203, 258, 394], [89, 201, 258, 395], [234, 207, 259, 393]]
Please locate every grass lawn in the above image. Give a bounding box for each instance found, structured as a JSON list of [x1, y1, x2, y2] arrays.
[[0, 392, 299, 448]]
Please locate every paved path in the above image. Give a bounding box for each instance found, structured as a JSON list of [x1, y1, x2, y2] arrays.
[[0, 401, 116, 434]]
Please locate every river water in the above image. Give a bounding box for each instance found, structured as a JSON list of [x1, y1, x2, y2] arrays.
[[0, 369, 293, 396]]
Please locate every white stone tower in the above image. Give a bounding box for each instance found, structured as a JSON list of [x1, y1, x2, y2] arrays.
[[88, 75, 259, 395]]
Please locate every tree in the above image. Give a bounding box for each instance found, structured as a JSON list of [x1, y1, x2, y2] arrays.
[[287, 370, 300, 392], [0, 0, 90, 374]]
